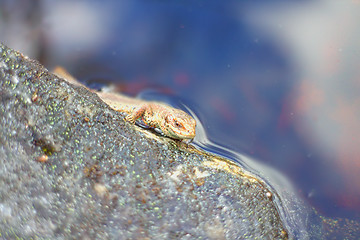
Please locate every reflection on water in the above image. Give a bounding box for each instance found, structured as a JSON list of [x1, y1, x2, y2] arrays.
[[244, 0, 360, 217]]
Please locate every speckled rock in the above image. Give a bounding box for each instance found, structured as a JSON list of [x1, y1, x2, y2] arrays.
[[0, 43, 315, 239]]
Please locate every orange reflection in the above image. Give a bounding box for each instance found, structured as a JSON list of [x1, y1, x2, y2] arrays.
[[293, 79, 360, 210], [294, 80, 325, 114]]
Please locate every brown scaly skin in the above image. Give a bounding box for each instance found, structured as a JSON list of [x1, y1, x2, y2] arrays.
[[124, 102, 196, 140], [97, 92, 196, 140], [53, 67, 196, 140]]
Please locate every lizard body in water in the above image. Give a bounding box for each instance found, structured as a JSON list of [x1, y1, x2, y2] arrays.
[[53, 67, 196, 140]]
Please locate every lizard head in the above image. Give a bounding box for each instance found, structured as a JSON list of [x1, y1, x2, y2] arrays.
[[163, 110, 196, 140]]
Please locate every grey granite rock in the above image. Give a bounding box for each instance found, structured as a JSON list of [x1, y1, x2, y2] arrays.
[[0, 43, 305, 239]]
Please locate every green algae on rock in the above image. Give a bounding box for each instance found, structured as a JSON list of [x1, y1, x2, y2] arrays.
[[0, 43, 318, 239]]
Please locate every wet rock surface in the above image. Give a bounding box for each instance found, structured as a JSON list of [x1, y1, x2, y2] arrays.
[[0, 43, 306, 239]]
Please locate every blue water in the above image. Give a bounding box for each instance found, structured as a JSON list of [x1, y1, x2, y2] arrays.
[[2, 0, 360, 236]]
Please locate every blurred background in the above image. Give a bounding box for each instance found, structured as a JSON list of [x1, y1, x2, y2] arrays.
[[1, 0, 360, 222]]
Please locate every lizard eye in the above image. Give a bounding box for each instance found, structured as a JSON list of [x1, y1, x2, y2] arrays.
[[174, 120, 184, 128], [166, 115, 184, 128]]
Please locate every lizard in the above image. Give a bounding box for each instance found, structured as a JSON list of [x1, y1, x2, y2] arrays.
[[53, 67, 196, 141]]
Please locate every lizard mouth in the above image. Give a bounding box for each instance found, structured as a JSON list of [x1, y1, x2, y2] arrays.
[[153, 126, 195, 140], [170, 129, 196, 140]]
